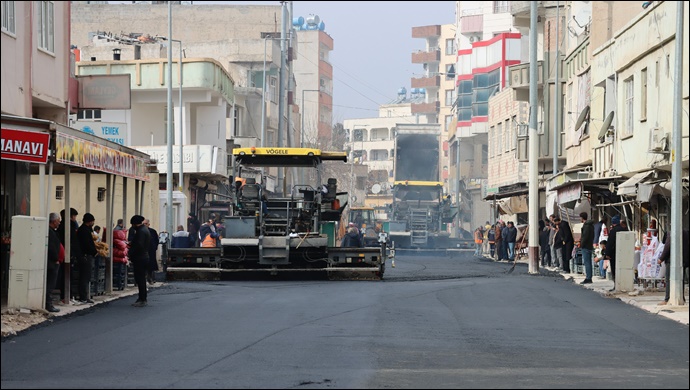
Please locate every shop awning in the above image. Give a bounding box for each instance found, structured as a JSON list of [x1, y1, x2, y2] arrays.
[[637, 181, 671, 203], [617, 171, 655, 196]]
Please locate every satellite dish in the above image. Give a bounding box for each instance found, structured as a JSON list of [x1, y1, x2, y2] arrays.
[[599, 111, 614, 141], [371, 183, 381, 194], [574, 105, 590, 132]]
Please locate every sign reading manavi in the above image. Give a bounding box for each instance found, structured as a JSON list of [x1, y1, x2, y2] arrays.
[[56, 132, 149, 181], [1, 128, 51, 164]]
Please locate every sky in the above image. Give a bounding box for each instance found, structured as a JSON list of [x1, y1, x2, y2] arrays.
[[289, 1, 456, 122], [111, 1, 455, 122]]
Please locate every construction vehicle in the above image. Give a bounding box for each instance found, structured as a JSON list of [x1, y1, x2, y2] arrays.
[[346, 206, 389, 247], [388, 124, 457, 249], [164, 147, 391, 280]]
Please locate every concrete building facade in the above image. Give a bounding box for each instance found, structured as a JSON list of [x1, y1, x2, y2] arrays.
[[293, 15, 334, 148]]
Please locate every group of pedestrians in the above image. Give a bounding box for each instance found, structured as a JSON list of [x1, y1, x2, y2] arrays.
[[172, 212, 223, 248], [46, 210, 160, 312], [476, 221, 518, 262]]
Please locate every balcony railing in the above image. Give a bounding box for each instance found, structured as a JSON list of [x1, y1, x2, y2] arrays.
[[411, 49, 441, 64], [508, 61, 544, 90], [460, 14, 483, 34], [410, 101, 440, 114], [412, 25, 441, 38], [411, 75, 440, 89]]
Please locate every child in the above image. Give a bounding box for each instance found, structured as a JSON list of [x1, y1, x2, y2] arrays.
[[594, 240, 607, 279]]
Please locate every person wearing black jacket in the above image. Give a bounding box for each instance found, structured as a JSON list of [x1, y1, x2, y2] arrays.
[[558, 218, 574, 273], [57, 208, 79, 303], [76, 213, 97, 304], [579, 212, 595, 284], [143, 219, 159, 285], [504, 221, 518, 261], [606, 215, 627, 290], [46, 213, 62, 313], [128, 215, 151, 307], [539, 219, 551, 267]]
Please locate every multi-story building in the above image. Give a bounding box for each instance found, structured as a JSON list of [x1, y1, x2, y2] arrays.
[[548, 1, 689, 239], [451, 1, 519, 230], [411, 24, 457, 189], [293, 14, 334, 148], [70, 2, 298, 199]]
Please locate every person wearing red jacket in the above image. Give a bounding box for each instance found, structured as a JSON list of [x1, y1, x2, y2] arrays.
[[112, 229, 129, 290]]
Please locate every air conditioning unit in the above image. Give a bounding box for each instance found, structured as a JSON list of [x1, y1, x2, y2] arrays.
[[469, 35, 481, 43], [648, 127, 669, 153]]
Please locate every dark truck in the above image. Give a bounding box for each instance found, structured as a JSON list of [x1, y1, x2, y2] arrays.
[[388, 124, 469, 249]]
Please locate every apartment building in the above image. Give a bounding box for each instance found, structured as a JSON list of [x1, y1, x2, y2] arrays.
[[548, 1, 689, 240], [411, 24, 457, 189], [70, 2, 301, 199], [293, 14, 334, 148], [451, 1, 519, 229]]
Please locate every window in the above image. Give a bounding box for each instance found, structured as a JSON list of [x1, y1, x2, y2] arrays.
[[97, 187, 106, 202], [445, 89, 456, 107], [77, 109, 102, 121], [481, 144, 488, 165], [511, 116, 517, 149], [55, 185, 63, 200], [38, 1, 54, 53], [503, 120, 513, 152], [493, 1, 510, 14], [269, 77, 277, 103], [496, 122, 502, 154], [624, 77, 634, 137], [489, 126, 494, 157], [2, 1, 15, 35], [445, 38, 455, 56], [445, 115, 453, 131], [640, 68, 647, 121]]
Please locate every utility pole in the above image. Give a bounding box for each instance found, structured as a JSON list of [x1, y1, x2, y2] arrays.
[[553, 0, 560, 175], [528, 1, 539, 274], [277, 1, 288, 196], [166, 2, 174, 236], [669, 1, 684, 306]]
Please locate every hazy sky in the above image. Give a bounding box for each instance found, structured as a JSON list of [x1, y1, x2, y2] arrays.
[[113, 1, 456, 122], [291, 1, 456, 122]]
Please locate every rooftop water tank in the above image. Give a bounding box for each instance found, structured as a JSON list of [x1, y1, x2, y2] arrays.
[[318, 21, 325, 31], [293, 16, 304, 27], [305, 14, 320, 26]]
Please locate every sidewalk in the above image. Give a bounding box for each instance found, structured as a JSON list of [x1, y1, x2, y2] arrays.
[[493, 254, 689, 326], [1, 283, 166, 337]]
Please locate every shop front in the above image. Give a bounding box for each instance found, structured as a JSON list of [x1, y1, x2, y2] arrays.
[[1, 115, 155, 309]]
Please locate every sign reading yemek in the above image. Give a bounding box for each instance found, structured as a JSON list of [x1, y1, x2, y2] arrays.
[[74, 121, 128, 146]]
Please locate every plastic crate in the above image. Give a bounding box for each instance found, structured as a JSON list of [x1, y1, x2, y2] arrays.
[[113, 262, 127, 290]]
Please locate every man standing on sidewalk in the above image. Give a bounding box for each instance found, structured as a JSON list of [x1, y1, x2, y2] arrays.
[[606, 215, 627, 290], [579, 212, 595, 284], [128, 215, 151, 307]]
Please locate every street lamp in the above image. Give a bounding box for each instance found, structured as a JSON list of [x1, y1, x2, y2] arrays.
[[300, 89, 320, 185], [168, 38, 184, 192]]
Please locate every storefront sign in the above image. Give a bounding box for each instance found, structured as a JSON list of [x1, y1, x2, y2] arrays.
[[0, 128, 50, 164], [56, 132, 149, 181], [74, 121, 128, 145], [557, 182, 582, 204]]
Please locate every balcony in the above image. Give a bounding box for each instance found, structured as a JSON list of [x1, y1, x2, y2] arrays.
[[411, 49, 441, 64], [412, 25, 441, 38], [460, 14, 483, 34], [410, 101, 440, 114], [508, 61, 544, 102], [411, 75, 440, 89]]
